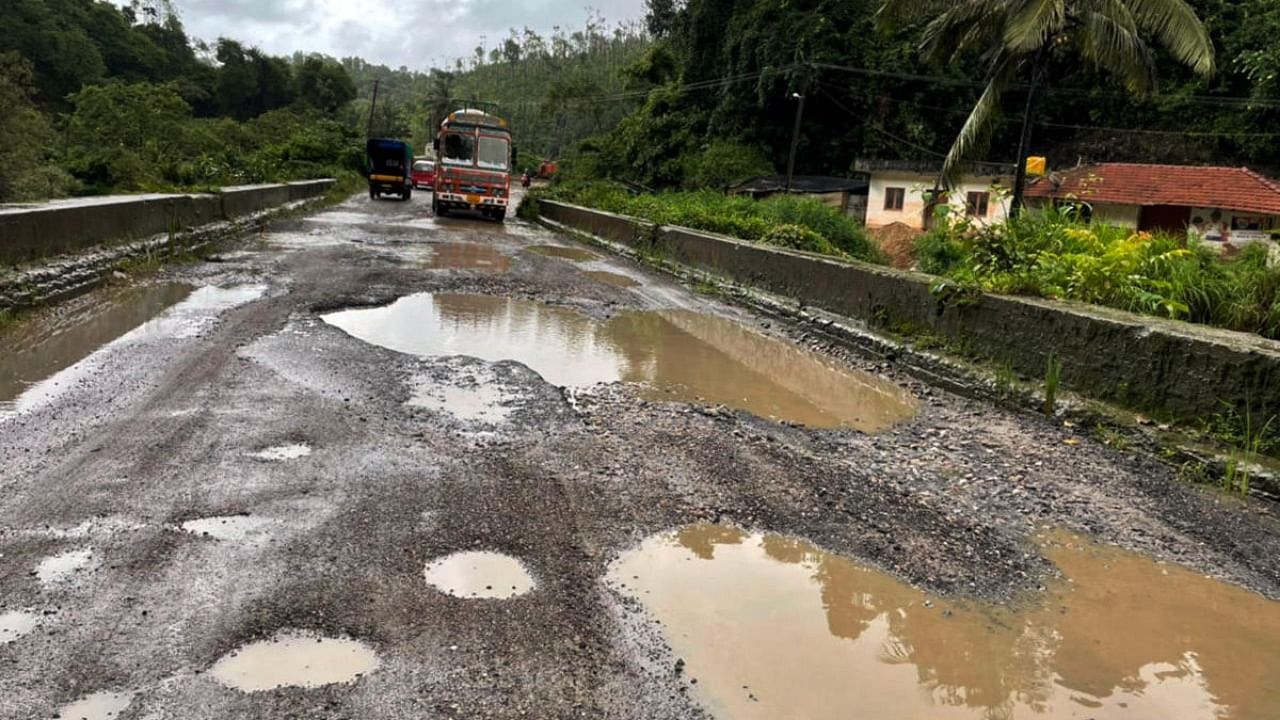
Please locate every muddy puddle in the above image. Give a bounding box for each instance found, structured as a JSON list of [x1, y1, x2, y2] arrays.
[[210, 631, 380, 692], [323, 294, 915, 430], [55, 689, 137, 720], [180, 515, 276, 542], [0, 283, 192, 409], [428, 242, 511, 272], [35, 548, 96, 585], [526, 244, 597, 262], [0, 610, 39, 644], [610, 524, 1280, 720], [584, 271, 640, 288], [423, 551, 536, 599], [251, 444, 312, 461]]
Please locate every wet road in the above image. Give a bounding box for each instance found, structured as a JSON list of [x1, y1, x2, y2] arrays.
[[2, 193, 1279, 719]]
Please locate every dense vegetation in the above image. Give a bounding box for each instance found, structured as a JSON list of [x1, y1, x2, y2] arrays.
[[0, 0, 365, 201], [537, 182, 881, 261], [918, 207, 1280, 340], [557, 0, 1280, 191]]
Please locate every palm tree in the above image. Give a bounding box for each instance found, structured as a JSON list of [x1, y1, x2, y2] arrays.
[[878, 0, 1216, 212]]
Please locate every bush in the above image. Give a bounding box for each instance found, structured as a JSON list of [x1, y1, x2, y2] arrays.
[[545, 181, 884, 263], [917, 205, 1280, 340], [682, 141, 774, 191]]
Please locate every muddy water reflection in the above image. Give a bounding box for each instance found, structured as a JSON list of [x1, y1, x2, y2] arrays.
[[611, 525, 1280, 720], [526, 244, 597, 262], [0, 283, 192, 407], [210, 632, 380, 691], [428, 242, 511, 272], [322, 294, 915, 430]]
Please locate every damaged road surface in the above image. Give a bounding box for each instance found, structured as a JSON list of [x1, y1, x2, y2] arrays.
[[2, 193, 1278, 720]]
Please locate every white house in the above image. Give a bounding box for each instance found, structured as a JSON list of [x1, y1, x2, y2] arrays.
[[854, 159, 1016, 231]]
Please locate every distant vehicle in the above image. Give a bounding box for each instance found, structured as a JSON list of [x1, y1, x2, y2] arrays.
[[412, 159, 435, 190], [537, 160, 558, 179], [366, 138, 414, 201], [432, 109, 515, 222]]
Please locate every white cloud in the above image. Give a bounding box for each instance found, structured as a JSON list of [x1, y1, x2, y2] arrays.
[[158, 0, 646, 69]]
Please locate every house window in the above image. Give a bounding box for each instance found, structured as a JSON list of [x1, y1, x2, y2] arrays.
[[966, 191, 990, 218], [884, 187, 906, 211]]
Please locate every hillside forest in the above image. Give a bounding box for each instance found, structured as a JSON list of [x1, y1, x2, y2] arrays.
[[4, 0, 1280, 203]]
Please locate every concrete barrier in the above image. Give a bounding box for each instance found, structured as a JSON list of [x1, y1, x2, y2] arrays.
[[0, 180, 335, 266], [540, 199, 1280, 421]]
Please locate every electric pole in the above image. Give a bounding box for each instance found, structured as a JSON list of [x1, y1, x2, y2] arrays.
[[785, 92, 806, 193], [366, 79, 380, 138]]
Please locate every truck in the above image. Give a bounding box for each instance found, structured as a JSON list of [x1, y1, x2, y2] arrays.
[[366, 138, 414, 201], [432, 109, 515, 222]]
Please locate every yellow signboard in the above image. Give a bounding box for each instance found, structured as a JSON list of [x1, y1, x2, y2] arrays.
[[1026, 156, 1047, 176]]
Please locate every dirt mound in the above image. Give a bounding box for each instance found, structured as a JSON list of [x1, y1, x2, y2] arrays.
[[870, 222, 923, 269]]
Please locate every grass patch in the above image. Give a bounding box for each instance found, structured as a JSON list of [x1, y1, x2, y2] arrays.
[[543, 181, 884, 263]]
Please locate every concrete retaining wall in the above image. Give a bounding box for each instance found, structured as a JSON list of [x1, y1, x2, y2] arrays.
[[540, 199, 1280, 421], [0, 180, 334, 266]]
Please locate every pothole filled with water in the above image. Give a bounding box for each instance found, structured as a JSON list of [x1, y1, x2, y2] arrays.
[[609, 524, 1280, 720], [180, 515, 277, 542], [252, 444, 312, 461], [0, 610, 39, 644], [424, 551, 536, 599], [210, 631, 380, 692], [322, 293, 916, 431], [428, 242, 511, 272], [36, 548, 96, 585], [584, 271, 641, 288], [410, 382, 513, 424], [55, 689, 137, 720], [0, 283, 192, 411], [526, 244, 597, 262]]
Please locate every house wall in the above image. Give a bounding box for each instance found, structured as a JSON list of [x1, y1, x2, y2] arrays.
[[1091, 203, 1141, 227], [866, 172, 1012, 230], [1188, 207, 1279, 245]]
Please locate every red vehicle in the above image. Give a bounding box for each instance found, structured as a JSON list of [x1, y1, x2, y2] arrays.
[[411, 159, 435, 190], [432, 109, 515, 222]]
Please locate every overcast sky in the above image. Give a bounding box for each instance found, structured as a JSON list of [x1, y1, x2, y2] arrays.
[[156, 0, 647, 70]]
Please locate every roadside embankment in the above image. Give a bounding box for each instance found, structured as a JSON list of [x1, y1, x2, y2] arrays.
[[0, 180, 334, 310], [537, 200, 1280, 426]]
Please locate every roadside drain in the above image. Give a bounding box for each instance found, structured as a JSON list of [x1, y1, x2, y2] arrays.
[[423, 551, 535, 599], [322, 293, 916, 431], [526, 244, 597, 262], [210, 632, 380, 692], [609, 524, 1280, 720], [584, 271, 641, 288], [0, 610, 39, 644], [428, 242, 511, 272], [0, 283, 192, 411], [36, 548, 96, 585], [252, 444, 312, 461], [54, 689, 137, 720], [180, 515, 276, 542]]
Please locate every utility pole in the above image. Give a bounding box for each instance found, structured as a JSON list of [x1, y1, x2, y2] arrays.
[[366, 79, 380, 139], [785, 92, 806, 193], [1010, 52, 1047, 215]]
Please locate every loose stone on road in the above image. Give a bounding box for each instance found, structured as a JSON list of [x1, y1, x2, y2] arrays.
[[1, 191, 1278, 719]]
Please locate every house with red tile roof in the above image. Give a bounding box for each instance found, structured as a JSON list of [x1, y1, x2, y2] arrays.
[[1024, 163, 1280, 244]]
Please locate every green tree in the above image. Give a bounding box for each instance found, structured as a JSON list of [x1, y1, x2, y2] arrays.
[[645, 0, 679, 38], [0, 52, 74, 201], [64, 81, 192, 189], [295, 56, 356, 113], [878, 0, 1216, 210]]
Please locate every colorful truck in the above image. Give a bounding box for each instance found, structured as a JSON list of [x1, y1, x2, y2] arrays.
[[432, 109, 515, 222]]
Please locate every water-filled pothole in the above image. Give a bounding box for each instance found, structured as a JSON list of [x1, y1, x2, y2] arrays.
[[428, 242, 511, 272], [210, 631, 380, 692], [584, 271, 640, 288], [527, 244, 597, 262], [424, 551, 536, 599], [610, 524, 1280, 720], [36, 548, 96, 585], [54, 689, 137, 720], [252, 444, 312, 461], [322, 294, 915, 430], [0, 283, 192, 410], [180, 515, 276, 542], [0, 610, 39, 644]]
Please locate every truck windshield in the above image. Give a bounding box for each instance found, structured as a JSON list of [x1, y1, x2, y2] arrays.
[[477, 136, 510, 171], [441, 133, 476, 166]]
